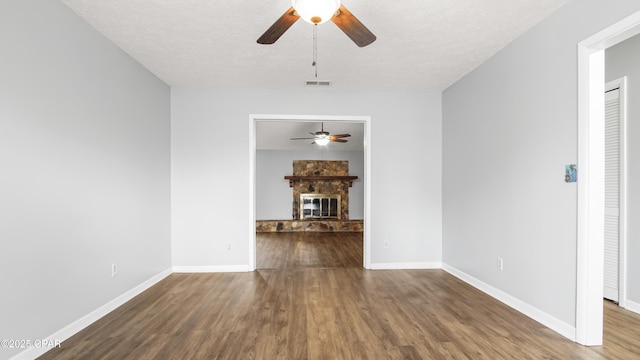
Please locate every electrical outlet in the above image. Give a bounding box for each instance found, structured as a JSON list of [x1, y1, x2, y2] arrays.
[[227, 244, 232, 251], [384, 241, 389, 248], [111, 263, 118, 277], [497, 258, 504, 271]]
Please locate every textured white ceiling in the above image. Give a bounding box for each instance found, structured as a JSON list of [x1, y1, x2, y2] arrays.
[[58, 0, 569, 150], [60, 0, 570, 91]]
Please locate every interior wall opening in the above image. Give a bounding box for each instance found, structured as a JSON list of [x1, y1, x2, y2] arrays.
[[249, 115, 372, 271]]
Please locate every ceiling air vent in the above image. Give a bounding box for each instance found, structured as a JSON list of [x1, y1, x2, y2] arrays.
[[305, 80, 332, 87]]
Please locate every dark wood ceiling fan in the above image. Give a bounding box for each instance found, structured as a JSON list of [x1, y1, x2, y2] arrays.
[[257, 1, 376, 47], [290, 123, 351, 145]]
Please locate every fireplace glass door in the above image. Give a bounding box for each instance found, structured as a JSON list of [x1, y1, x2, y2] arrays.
[[300, 194, 341, 219]]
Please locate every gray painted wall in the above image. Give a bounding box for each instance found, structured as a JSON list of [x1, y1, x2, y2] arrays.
[[256, 150, 365, 220], [171, 88, 442, 267], [12, 0, 640, 353], [606, 34, 640, 304], [443, 0, 640, 329], [0, 1, 171, 358]]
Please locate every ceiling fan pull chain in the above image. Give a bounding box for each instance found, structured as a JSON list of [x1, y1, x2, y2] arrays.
[[312, 24, 318, 78]]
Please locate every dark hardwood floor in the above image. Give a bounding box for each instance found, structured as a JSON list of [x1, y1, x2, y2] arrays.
[[38, 232, 640, 359], [257, 232, 363, 269]]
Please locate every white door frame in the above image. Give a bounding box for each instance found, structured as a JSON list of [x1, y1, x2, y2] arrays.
[[576, 10, 640, 346], [249, 114, 372, 270]]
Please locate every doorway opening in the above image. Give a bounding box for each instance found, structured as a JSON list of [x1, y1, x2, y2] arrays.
[[249, 114, 372, 271], [577, 10, 640, 346]]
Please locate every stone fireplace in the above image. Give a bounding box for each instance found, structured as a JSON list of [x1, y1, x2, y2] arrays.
[[286, 160, 356, 220], [255, 160, 362, 232]]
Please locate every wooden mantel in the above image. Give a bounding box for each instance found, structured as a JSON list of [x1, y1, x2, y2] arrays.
[[284, 175, 358, 187]]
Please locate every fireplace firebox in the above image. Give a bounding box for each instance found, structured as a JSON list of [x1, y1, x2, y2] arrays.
[[300, 194, 341, 219]]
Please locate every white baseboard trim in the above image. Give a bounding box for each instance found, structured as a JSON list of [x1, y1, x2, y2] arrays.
[[12, 268, 173, 360], [624, 299, 640, 315], [172, 265, 252, 273], [442, 263, 576, 342], [369, 262, 442, 270]]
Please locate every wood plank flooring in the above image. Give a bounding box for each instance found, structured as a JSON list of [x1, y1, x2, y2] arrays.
[[39, 271, 640, 359], [257, 232, 363, 269], [39, 233, 640, 359]]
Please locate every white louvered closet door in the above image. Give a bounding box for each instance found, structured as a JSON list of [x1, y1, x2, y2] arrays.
[[604, 87, 621, 302]]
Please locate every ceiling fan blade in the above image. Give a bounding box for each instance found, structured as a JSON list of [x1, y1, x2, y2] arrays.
[[331, 5, 376, 47], [257, 7, 299, 45], [330, 134, 351, 138], [290, 137, 315, 140], [331, 138, 348, 143]]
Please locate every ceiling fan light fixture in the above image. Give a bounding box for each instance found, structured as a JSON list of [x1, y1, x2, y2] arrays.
[[315, 136, 330, 146], [291, 0, 341, 24]]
